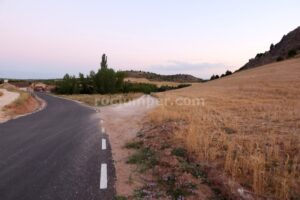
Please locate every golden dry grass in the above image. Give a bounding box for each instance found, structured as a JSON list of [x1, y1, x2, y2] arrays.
[[149, 58, 300, 199], [61, 93, 143, 106], [125, 77, 182, 87], [2, 88, 40, 116]]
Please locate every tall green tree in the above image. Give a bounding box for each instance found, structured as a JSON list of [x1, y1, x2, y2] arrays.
[[56, 54, 125, 94], [100, 54, 108, 69]]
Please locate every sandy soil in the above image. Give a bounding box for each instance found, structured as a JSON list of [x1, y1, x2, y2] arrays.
[[0, 89, 20, 122], [99, 95, 159, 196]]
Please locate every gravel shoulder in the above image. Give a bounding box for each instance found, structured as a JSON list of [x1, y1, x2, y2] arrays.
[[99, 95, 159, 196]]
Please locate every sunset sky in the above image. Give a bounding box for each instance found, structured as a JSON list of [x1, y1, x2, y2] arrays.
[[1, 0, 299, 79]]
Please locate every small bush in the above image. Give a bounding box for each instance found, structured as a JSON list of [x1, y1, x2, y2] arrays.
[[223, 127, 236, 134], [160, 143, 171, 150], [171, 147, 187, 157], [288, 49, 297, 58], [136, 131, 144, 138], [122, 82, 157, 94], [270, 43, 275, 51], [255, 53, 264, 59], [127, 148, 158, 171], [160, 174, 195, 199], [180, 160, 207, 179], [114, 195, 128, 200], [225, 70, 232, 76], [276, 56, 284, 62], [124, 141, 143, 149]]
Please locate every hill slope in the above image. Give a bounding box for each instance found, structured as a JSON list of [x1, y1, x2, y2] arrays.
[[123, 70, 202, 83], [240, 26, 300, 70], [151, 58, 300, 199]]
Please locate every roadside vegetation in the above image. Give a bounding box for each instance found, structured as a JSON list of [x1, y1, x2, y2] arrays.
[[55, 54, 190, 95], [123, 124, 222, 199], [60, 93, 143, 107]]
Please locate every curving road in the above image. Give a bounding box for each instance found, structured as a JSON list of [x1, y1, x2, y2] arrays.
[[0, 93, 115, 200]]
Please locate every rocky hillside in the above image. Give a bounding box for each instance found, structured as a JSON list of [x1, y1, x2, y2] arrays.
[[239, 26, 300, 71], [123, 70, 203, 83]]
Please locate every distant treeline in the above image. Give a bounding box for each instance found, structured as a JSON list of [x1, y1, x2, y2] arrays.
[[122, 82, 191, 94], [210, 70, 232, 80], [55, 54, 191, 94]]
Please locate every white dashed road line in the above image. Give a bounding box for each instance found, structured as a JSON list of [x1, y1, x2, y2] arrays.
[[100, 126, 108, 190], [102, 139, 107, 150], [100, 164, 108, 189]]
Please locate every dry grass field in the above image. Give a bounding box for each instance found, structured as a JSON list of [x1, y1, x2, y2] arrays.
[[125, 77, 182, 87], [149, 58, 300, 199], [61, 93, 143, 107]]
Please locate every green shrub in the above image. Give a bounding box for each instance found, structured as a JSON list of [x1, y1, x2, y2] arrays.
[[122, 82, 157, 94], [223, 127, 236, 134], [255, 53, 264, 58], [133, 189, 147, 199], [124, 141, 143, 149], [127, 148, 158, 171], [114, 195, 128, 200], [171, 147, 187, 157], [276, 56, 284, 62], [180, 160, 207, 179], [225, 70, 232, 76], [288, 49, 297, 58]]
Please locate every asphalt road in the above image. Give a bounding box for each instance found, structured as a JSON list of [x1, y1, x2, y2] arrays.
[[0, 93, 115, 200]]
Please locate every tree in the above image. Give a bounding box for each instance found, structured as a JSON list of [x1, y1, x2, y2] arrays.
[[56, 74, 78, 94], [79, 73, 89, 94], [255, 53, 264, 59], [288, 49, 297, 58], [116, 71, 125, 91], [56, 54, 125, 94], [101, 54, 108, 69], [225, 70, 232, 76], [270, 43, 275, 51]]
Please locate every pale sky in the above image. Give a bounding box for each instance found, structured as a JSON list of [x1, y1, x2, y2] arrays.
[[0, 0, 299, 79]]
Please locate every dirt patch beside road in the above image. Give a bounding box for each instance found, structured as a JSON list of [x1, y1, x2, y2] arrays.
[[0, 88, 20, 122], [99, 95, 158, 196], [0, 84, 44, 123]]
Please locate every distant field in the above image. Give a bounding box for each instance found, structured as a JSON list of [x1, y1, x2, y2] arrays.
[[125, 77, 183, 87], [60, 93, 143, 107], [150, 58, 300, 199]]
